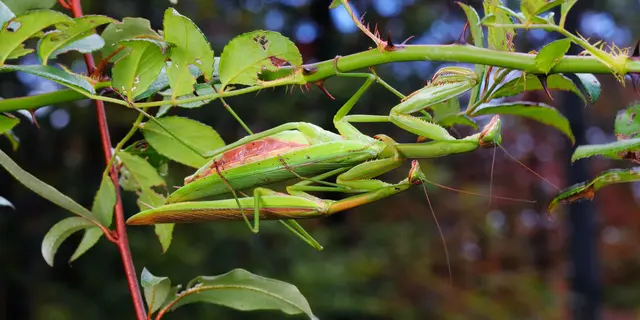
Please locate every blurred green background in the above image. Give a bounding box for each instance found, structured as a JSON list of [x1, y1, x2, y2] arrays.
[[2, 0, 640, 319]]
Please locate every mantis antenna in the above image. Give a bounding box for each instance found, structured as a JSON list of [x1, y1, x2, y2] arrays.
[[420, 180, 452, 287], [496, 143, 561, 191]]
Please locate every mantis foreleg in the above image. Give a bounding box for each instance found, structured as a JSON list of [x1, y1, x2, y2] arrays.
[[332, 63, 481, 143]]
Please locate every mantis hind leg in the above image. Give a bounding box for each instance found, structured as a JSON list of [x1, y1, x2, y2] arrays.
[[251, 187, 324, 250], [279, 220, 324, 250]]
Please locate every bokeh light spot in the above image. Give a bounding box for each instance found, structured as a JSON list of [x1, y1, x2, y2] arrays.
[[50, 109, 70, 129]]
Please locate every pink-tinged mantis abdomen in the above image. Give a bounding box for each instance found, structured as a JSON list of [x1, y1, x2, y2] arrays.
[[166, 140, 380, 203]]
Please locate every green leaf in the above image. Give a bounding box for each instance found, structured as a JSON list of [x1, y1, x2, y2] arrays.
[[137, 187, 166, 210], [0, 9, 73, 66], [432, 98, 460, 123], [560, 0, 577, 27], [483, 0, 515, 51], [0, 195, 14, 209], [458, 2, 483, 48], [136, 63, 204, 101], [432, 99, 477, 129], [0, 114, 19, 134], [154, 224, 174, 253], [163, 8, 215, 81], [535, 0, 566, 16], [111, 40, 165, 100], [162, 7, 215, 99], [219, 30, 302, 88], [615, 103, 640, 140], [488, 73, 586, 104], [3, 129, 19, 151], [571, 138, 640, 162], [574, 73, 601, 104], [165, 60, 196, 98], [0, 148, 99, 222], [520, 0, 546, 19], [328, 0, 342, 9], [136, 188, 173, 253], [117, 151, 165, 190], [6, 44, 33, 60], [91, 175, 116, 227], [168, 269, 315, 319], [530, 11, 556, 25], [69, 227, 103, 263], [549, 168, 640, 213], [101, 17, 162, 62], [0, 1, 15, 28], [41, 217, 94, 266], [37, 15, 114, 64], [159, 84, 217, 108], [50, 33, 105, 58], [521, 0, 565, 20], [0, 64, 95, 94], [495, 5, 523, 21], [141, 116, 225, 168], [124, 140, 169, 176], [2, 0, 55, 15], [141, 268, 172, 314], [458, 2, 486, 108], [535, 38, 571, 74], [472, 101, 574, 143]]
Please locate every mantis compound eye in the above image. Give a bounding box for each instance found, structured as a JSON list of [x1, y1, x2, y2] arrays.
[[408, 160, 426, 185]]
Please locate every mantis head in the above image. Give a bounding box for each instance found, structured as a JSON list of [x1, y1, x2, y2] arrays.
[[478, 115, 502, 148], [430, 66, 478, 87], [408, 160, 427, 185]]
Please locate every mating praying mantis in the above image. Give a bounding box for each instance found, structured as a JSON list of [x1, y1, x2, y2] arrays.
[[126, 65, 529, 251]]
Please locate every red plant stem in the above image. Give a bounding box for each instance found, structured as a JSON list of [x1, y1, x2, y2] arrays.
[[69, 1, 147, 319]]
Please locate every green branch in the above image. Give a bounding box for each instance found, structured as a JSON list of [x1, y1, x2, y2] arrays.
[[292, 44, 628, 82], [1, 44, 636, 113]]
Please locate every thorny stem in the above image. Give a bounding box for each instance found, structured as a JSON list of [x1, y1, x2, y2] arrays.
[[69, 0, 147, 319], [3, 43, 640, 113]]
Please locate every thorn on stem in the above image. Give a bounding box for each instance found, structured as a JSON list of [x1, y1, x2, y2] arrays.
[[537, 75, 554, 100], [456, 21, 469, 45], [384, 31, 395, 51], [384, 31, 413, 51], [302, 66, 318, 75], [314, 80, 335, 100], [400, 35, 414, 46], [29, 110, 40, 129]]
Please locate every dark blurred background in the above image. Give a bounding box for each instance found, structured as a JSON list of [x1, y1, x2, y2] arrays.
[[2, 0, 640, 319]]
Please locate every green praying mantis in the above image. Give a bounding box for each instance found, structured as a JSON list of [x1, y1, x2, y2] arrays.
[[126, 65, 528, 250]]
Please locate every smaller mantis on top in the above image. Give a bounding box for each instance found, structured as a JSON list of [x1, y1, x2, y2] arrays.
[[127, 62, 533, 252]]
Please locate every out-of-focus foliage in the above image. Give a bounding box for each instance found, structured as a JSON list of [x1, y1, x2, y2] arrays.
[[2, 0, 640, 319]]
